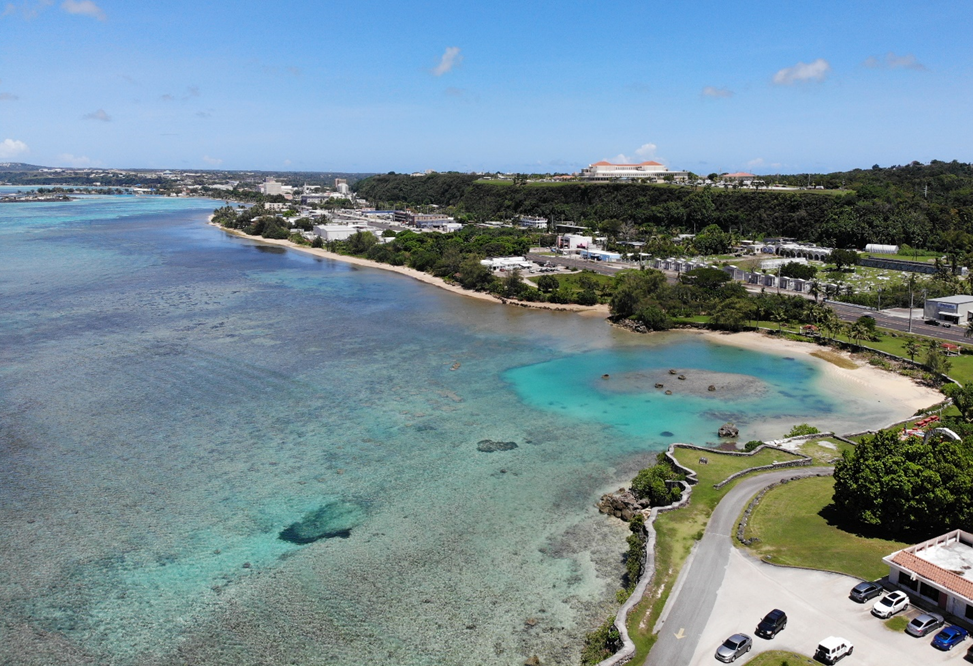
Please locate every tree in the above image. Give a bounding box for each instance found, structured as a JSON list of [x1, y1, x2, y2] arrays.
[[833, 429, 973, 538], [634, 303, 672, 331], [311, 235, 324, 248], [924, 340, 952, 376], [770, 308, 787, 333], [849, 320, 870, 348], [536, 274, 560, 293], [830, 248, 860, 271], [904, 338, 921, 363], [610, 269, 666, 319], [631, 463, 681, 507], [944, 383, 973, 423], [710, 298, 756, 331], [780, 262, 817, 280]]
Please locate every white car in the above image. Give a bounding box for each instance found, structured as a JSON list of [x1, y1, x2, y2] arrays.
[[871, 590, 909, 618]]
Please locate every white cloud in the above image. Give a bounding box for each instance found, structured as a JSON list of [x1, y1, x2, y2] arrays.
[[1, 1, 53, 20], [61, 0, 104, 20], [746, 158, 765, 169], [56, 153, 92, 167], [0, 92, 18, 101], [863, 52, 927, 71], [432, 46, 462, 76], [702, 86, 733, 98], [202, 155, 222, 166], [83, 108, 111, 122], [0, 138, 29, 159], [610, 143, 663, 164], [772, 58, 831, 85]]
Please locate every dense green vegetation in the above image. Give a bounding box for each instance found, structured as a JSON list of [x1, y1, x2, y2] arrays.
[[833, 429, 973, 538], [355, 161, 973, 255]]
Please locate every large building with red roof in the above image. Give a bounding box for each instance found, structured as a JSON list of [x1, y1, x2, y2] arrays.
[[580, 160, 688, 181], [884, 530, 973, 621]]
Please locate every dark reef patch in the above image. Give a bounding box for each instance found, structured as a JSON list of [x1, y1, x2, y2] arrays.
[[279, 500, 365, 544]]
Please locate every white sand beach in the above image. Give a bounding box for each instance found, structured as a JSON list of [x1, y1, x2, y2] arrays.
[[209, 220, 611, 316]]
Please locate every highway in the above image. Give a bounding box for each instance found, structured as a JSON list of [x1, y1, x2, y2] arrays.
[[645, 467, 832, 666]]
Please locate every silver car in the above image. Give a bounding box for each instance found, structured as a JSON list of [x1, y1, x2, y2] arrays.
[[715, 633, 752, 662], [906, 612, 944, 637]]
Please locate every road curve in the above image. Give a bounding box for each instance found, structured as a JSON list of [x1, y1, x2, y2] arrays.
[[645, 466, 832, 666]]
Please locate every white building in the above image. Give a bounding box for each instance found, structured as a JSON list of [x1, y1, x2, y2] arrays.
[[480, 256, 534, 271], [884, 530, 973, 620], [312, 224, 375, 241], [518, 216, 549, 229], [580, 160, 688, 181], [335, 178, 350, 196], [559, 234, 593, 250], [258, 178, 284, 196], [579, 249, 622, 262], [923, 295, 973, 325]]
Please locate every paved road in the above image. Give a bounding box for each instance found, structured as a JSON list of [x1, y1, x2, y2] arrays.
[[645, 467, 831, 666], [524, 252, 626, 276], [828, 301, 971, 344]]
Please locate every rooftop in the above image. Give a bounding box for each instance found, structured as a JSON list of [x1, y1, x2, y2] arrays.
[[929, 295, 973, 304], [887, 530, 973, 602]]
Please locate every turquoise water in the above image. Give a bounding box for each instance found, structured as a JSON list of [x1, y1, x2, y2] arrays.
[[0, 196, 900, 665]]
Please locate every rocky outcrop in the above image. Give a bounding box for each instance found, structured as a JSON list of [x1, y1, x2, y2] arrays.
[[597, 489, 649, 521], [718, 422, 739, 438], [477, 439, 518, 452]]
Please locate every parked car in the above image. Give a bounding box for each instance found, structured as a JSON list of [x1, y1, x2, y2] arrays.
[[872, 590, 909, 618], [755, 609, 787, 639], [926, 319, 941, 326], [714, 633, 752, 662], [932, 625, 970, 651], [906, 612, 944, 637], [849, 581, 883, 603], [814, 636, 853, 664]]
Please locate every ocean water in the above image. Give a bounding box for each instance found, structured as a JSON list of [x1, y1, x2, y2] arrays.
[[0, 195, 901, 665]]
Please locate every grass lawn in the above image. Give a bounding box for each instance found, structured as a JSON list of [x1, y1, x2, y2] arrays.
[[623, 447, 805, 661], [525, 270, 614, 292], [885, 616, 909, 632], [744, 475, 908, 581], [742, 651, 816, 666]]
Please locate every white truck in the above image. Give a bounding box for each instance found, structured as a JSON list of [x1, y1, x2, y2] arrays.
[[814, 636, 853, 664]]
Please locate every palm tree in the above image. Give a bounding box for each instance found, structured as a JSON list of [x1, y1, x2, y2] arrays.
[[809, 279, 821, 303], [849, 320, 870, 349], [904, 338, 921, 363], [770, 308, 787, 333]]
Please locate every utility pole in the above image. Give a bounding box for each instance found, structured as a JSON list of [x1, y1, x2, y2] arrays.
[[908, 282, 914, 333]]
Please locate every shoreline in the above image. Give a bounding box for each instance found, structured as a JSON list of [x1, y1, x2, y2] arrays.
[[207, 218, 610, 316], [205, 216, 941, 416]]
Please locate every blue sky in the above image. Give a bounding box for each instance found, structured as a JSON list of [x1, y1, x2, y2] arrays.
[[1, 0, 971, 174]]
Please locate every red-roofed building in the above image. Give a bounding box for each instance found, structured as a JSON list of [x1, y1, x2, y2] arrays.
[[581, 160, 688, 181], [722, 172, 756, 180], [884, 530, 973, 620]]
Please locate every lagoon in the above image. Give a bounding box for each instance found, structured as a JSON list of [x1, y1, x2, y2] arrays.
[[0, 195, 927, 664]]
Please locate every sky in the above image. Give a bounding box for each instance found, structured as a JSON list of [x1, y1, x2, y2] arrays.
[[1, 0, 972, 174]]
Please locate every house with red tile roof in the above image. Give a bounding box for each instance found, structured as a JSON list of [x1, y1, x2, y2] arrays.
[[883, 530, 973, 621]]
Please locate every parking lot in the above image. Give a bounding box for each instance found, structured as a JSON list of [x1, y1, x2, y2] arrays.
[[688, 548, 970, 665]]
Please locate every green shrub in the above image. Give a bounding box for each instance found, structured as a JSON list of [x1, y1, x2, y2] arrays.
[[785, 423, 820, 438], [744, 440, 763, 452]]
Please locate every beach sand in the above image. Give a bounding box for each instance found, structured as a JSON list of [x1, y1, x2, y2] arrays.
[[208, 220, 610, 316], [696, 329, 942, 418]]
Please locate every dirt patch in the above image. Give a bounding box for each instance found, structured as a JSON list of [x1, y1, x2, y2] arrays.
[[810, 350, 859, 370]]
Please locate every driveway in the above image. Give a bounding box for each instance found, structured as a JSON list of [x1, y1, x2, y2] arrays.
[[646, 468, 831, 666], [689, 548, 968, 665]]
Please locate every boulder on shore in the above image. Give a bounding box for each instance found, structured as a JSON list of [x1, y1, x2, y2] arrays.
[[597, 489, 649, 521], [718, 423, 739, 438]]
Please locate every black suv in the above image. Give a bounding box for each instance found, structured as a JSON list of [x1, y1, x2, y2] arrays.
[[755, 609, 787, 639]]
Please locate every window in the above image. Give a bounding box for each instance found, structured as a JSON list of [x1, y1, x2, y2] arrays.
[[897, 571, 918, 590], [919, 581, 940, 601], [966, 604, 973, 620]]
